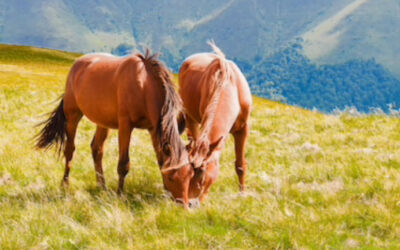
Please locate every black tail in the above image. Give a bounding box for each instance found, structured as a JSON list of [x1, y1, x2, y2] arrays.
[[35, 97, 67, 155]]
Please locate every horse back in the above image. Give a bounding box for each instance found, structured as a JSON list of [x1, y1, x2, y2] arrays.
[[66, 53, 147, 129]]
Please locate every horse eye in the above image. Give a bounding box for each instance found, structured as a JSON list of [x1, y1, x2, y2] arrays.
[[194, 167, 205, 176], [162, 143, 171, 156]]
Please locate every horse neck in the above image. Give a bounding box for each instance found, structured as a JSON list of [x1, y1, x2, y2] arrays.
[[198, 58, 229, 145], [197, 68, 242, 158], [200, 101, 233, 151]]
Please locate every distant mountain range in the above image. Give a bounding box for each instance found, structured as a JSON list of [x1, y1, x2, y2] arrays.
[[0, 0, 399, 111], [301, 0, 400, 79], [1, 0, 398, 75]]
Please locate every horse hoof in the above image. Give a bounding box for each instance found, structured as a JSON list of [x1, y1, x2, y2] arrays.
[[98, 183, 107, 190], [117, 189, 127, 199], [61, 180, 69, 189], [119, 193, 127, 202]]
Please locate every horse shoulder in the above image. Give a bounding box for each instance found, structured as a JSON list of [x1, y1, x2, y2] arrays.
[[116, 55, 146, 88], [115, 55, 151, 126]]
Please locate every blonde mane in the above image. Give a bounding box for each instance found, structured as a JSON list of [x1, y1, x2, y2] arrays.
[[196, 42, 230, 149]]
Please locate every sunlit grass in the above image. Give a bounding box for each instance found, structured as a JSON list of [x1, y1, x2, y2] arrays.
[[0, 44, 400, 248]]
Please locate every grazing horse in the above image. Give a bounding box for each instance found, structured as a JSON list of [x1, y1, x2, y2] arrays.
[[36, 50, 194, 205], [176, 42, 252, 203]]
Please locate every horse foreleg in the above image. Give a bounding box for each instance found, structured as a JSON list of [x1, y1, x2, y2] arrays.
[[199, 181, 213, 203], [117, 121, 133, 194], [91, 126, 110, 189], [233, 123, 249, 192], [62, 113, 82, 187]]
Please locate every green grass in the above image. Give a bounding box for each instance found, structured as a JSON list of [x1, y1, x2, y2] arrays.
[[1, 44, 400, 249], [0, 44, 80, 65]]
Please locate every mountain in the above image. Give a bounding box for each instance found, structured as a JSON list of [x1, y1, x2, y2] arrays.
[[0, 0, 353, 60], [0, 0, 397, 75], [0, 0, 399, 112], [302, 0, 400, 79], [246, 41, 400, 112]]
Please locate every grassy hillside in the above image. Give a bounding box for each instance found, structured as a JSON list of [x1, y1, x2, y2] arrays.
[[0, 45, 400, 248]]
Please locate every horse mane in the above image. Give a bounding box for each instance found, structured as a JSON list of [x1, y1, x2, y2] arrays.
[[196, 42, 230, 149], [138, 49, 184, 166]]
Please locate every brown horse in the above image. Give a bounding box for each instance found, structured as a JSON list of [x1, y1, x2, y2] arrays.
[[176, 42, 252, 203], [36, 50, 194, 205]]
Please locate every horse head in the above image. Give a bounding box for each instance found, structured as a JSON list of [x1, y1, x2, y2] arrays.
[[159, 135, 225, 208], [185, 136, 225, 205], [159, 143, 193, 208]]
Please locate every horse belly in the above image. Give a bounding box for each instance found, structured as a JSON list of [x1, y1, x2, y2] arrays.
[[74, 74, 119, 129], [80, 102, 119, 129]]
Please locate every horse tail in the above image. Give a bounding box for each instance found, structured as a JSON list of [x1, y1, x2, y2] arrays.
[[35, 97, 67, 155], [207, 40, 229, 91]]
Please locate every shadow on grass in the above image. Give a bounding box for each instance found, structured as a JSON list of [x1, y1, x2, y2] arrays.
[[2, 178, 171, 212], [85, 181, 169, 210]]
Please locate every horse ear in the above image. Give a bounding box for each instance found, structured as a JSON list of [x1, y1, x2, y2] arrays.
[[207, 136, 224, 157], [177, 113, 186, 135]]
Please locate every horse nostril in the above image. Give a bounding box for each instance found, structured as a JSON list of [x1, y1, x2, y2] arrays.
[[188, 198, 201, 209]]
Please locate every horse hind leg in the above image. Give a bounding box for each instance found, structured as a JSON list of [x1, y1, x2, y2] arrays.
[[91, 126, 110, 189], [61, 89, 83, 187], [62, 110, 82, 187], [117, 120, 133, 194], [233, 123, 249, 192]]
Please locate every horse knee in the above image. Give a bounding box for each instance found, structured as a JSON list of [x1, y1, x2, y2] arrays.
[[235, 161, 247, 192], [91, 146, 102, 162], [235, 160, 247, 175], [64, 144, 75, 160], [118, 157, 130, 177]]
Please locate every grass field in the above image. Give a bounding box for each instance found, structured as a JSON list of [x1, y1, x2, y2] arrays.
[[0, 44, 400, 249]]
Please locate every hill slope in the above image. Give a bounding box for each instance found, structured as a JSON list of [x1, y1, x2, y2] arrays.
[[0, 45, 400, 248], [302, 0, 400, 78]]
